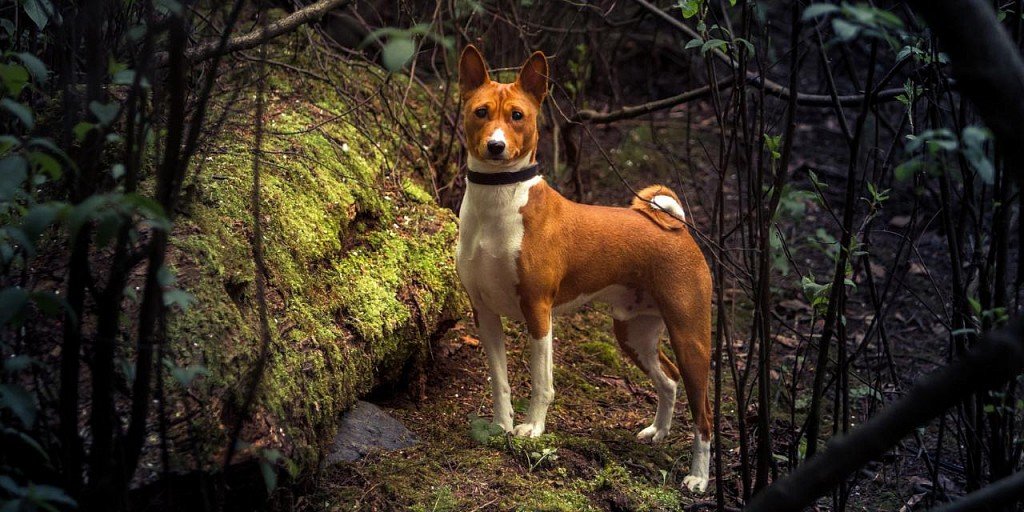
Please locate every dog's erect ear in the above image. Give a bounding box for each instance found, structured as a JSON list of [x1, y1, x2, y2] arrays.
[[516, 51, 549, 104], [459, 45, 490, 95]]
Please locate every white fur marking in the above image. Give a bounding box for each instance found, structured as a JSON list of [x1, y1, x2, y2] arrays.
[[513, 330, 553, 438], [457, 156, 539, 320], [651, 194, 686, 221], [477, 310, 513, 431], [465, 153, 532, 175], [489, 127, 506, 144], [683, 428, 711, 493], [627, 315, 676, 444]]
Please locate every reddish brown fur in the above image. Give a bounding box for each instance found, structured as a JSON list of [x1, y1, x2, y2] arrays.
[[515, 181, 713, 438], [459, 46, 547, 165], [631, 185, 687, 230], [458, 46, 712, 440]]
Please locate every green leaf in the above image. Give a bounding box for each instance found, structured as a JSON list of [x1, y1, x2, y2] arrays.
[[701, 38, 727, 55], [831, 18, 861, 42], [468, 416, 503, 444], [381, 36, 416, 72], [684, 37, 704, 50], [154, 0, 183, 16], [1, 98, 35, 130], [170, 364, 210, 388], [157, 265, 176, 287], [67, 194, 106, 238], [94, 211, 123, 247], [0, 384, 36, 427], [20, 203, 58, 240], [89, 101, 120, 126], [25, 484, 77, 507], [968, 296, 982, 316], [961, 125, 994, 184], [73, 121, 96, 142], [112, 69, 150, 88], [28, 150, 61, 180], [21, 0, 54, 30], [26, 137, 70, 160], [677, 0, 701, 18], [123, 193, 170, 230], [4, 427, 50, 462], [0, 287, 29, 326], [14, 52, 48, 84], [0, 63, 29, 96], [734, 37, 755, 55], [163, 289, 195, 310], [870, 8, 904, 28], [260, 458, 278, 493], [0, 155, 28, 201], [3, 355, 33, 373], [0, 135, 19, 153], [802, 3, 840, 20]]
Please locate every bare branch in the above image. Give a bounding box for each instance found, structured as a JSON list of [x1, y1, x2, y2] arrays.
[[631, 0, 905, 108], [153, 0, 351, 67], [571, 77, 733, 123]]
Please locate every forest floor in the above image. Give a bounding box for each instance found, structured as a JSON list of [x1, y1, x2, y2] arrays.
[[302, 307, 731, 511]]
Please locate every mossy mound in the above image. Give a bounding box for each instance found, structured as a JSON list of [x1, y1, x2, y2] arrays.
[[164, 36, 463, 472]]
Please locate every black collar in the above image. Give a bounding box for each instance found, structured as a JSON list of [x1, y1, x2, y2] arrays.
[[466, 163, 540, 185]]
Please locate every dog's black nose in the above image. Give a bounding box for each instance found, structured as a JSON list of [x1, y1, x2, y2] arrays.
[[487, 140, 506, 156]]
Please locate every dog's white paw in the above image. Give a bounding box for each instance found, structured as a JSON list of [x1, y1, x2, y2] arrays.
[[636, 425, 670, 443], [512, 422, 545, 438], [682, 475, 709, 493]]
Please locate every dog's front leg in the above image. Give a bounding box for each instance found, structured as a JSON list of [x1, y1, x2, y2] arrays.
[[477, 309, 513, 431], [514, 306, 554, 438]]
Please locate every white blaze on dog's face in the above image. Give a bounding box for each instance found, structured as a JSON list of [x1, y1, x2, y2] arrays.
[[458, 45, 548, 168]]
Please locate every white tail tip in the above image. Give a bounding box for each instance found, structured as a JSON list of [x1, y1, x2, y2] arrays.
[[650, 194, 686, 221]]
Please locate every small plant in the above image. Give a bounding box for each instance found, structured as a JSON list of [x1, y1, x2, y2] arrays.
[[468, 414, 504, 444], [527, 447, 559, 473]]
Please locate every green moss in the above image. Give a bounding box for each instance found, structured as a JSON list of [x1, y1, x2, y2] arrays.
[[579, 339, 622, 370], [514, 489, 594, 512], [165, 33, 463, 471], [402, 178, 435, 204], [409, 485, 458, 512], [580, 463, 682, 511]]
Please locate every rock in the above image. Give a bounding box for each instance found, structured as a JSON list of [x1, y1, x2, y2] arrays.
[[327, 401, 418, 464]]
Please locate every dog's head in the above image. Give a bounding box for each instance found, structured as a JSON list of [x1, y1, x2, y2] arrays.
[[459, 45, 548, 170]]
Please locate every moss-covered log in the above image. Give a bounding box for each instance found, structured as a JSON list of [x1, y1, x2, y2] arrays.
[[162, 37, 463, 472]]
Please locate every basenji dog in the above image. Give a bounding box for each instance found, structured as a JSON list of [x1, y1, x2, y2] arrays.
[[455, 45, 713, 493]]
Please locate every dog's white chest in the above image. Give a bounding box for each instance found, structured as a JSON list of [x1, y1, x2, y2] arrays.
[[456, 176, 541, 320]]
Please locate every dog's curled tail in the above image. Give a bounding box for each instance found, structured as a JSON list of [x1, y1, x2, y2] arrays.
[[630, 185, 686, 230]]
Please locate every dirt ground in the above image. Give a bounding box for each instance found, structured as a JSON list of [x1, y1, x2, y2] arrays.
[[295, 307, 729, 511]]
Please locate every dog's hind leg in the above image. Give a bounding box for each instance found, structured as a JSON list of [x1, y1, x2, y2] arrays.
[[662, 300, 712, 493], [476, 308, 513, 432], [613, 315, 679, 443]]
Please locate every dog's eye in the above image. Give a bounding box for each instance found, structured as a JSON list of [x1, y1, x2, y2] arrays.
[[511, 110, 524, 121], [474, 107, 487, 118]]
